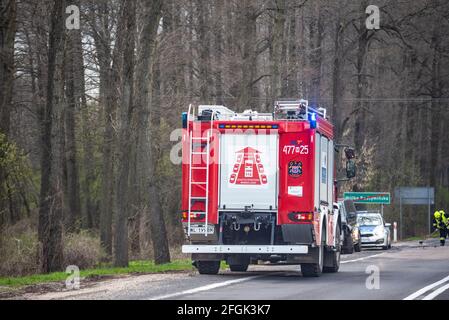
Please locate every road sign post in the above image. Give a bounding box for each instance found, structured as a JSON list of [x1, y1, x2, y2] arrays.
[[393, 222, 397, 242], [428, 187, 431, 235], [394, 187, 434, 239], [400, 196, 403, 240]]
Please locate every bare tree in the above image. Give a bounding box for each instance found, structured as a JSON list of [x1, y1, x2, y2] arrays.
[[114, 0, 136, 267], [135, 0, 170, 264], [38, 0, 66, 273], [65, 20, 82, 232], [0, 0, 17, 225], [87, 0, 121, 257], [0, 0, 16, 136]]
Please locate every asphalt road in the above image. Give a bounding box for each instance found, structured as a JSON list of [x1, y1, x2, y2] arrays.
[[20, 239, 449, 300]]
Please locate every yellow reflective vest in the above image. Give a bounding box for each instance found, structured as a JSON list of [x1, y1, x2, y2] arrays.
[[434, 212, 448, 229]]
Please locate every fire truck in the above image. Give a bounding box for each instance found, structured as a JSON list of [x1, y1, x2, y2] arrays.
[[181, 100, 356, 277]]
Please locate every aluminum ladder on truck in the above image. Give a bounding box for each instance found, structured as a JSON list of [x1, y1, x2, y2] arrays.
[[187, 105, 216, 238]]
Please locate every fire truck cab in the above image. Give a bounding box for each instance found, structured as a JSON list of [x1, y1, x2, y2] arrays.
[[181, 100, 349, 277]]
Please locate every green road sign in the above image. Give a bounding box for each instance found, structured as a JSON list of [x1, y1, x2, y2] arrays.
[[344, 192, 391, 204]]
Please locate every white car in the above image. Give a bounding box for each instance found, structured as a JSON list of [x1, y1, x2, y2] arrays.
[[357, 212, 391, 250]]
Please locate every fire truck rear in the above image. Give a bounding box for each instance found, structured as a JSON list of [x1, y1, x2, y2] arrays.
[[181, 100, 354, 277]]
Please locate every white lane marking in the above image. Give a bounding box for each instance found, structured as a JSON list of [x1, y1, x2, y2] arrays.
[[422, 283, 449, 300], [151, 252, 387, 300], [403, 275, 449, 300], [150, 275, 264, 300], [341, 253, 385, 264]]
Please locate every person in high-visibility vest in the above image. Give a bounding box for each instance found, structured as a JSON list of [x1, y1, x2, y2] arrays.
[[433, 210, 448, 246]]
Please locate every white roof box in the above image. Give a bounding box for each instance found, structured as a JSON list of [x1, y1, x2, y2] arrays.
[[198, 105, 273, 121], [198, 105, 235, 118]]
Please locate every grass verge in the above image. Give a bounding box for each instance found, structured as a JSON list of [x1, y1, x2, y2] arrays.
[[0, 259, 195, 288]]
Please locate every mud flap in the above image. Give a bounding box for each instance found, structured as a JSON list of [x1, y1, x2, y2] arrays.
[[323, 247, 336, 267]]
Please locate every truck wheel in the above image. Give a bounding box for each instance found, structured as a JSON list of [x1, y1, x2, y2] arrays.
[[196, 261, 220, 275], [229, 264, 249, 272], [354, 238, 362, 252], [342, 232, 354, 254], [323, 224, 341, 273], [301, 225, 325, 277], [302, 246, 324, 277]]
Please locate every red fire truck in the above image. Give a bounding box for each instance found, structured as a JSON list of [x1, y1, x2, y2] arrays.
[[181, 100, 356, 277]]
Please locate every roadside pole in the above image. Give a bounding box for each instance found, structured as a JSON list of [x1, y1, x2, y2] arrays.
[[393, 222, 398, 242], [400, 194, 403, 240], [428, 187, 431, 235]]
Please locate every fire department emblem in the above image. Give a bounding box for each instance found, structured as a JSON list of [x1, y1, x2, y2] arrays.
[[229, 147, 268, 185], [288, 161, 303, 177]]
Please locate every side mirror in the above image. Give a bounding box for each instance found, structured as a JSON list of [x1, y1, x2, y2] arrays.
[[345, 148, 356, 160], [346, 160, 356, 179]]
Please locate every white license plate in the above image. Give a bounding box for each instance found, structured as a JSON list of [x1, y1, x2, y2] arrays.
[[189, 225, 215, 235]]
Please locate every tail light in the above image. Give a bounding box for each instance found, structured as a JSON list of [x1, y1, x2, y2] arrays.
[[182, 211, 206, 222], [288, 212, 314, 223]]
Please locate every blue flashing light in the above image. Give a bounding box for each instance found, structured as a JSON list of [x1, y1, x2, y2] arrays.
[[219, 124, 226, 129], [272, 125, 279, 129], [309, 112, 317, 129], [182, 112, 188, 129]]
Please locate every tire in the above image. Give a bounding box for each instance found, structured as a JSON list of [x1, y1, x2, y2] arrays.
[[342, 232, 354, 254], [301, 224, 325, 277], [382, 237, 389, 250], [229, 264, 249, 272], [196, 261, 220, 275], [323, 224, 341, 273], [354, 232, 362, 252]]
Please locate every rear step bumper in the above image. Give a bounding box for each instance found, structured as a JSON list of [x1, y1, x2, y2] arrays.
[[182, 245, 308, 254]]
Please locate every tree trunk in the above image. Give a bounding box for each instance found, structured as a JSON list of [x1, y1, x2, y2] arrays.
[[135, 0, 170, 265], [65, 28, 82, 232], [67, 1, 96, 229], [310, 0, 323, 106], [353, 0, 370, 191], [354, 3, 369, 154], [213, 0, 224, 105], [271, 0, 286, 102], [0, 0, 17, 226], [429, 21, 442, 187], [195, 0, 210, 102], [0, 0, 16, 136], [38, 0, 66, 273], [238, 0, 259, 109], [93, 1, 120, 257], [114, 0, 136, 267]]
